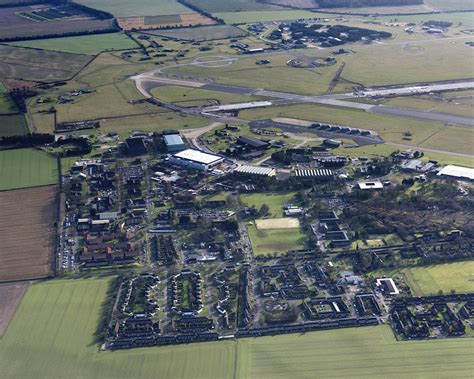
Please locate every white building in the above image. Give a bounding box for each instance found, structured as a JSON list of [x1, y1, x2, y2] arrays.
[[170, 149, 224, 171], [437, 165, 474, 181]]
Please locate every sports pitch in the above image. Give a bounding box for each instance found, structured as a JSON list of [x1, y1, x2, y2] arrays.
[[255, 217, 300, 230], [247, 223, 306, 256], [1, 276, 473, 378]]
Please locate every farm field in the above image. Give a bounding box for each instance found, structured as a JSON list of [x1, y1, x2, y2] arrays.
[[186, 0, 283, 13], [240, 192, 297, 217], [376, 262, 474, 296], [0, 148, 58, 190], [117, 13, 215, 31], [0, 185, 57, 282], [0, 114, 28, 137], [0, 5, 116, 41], [146, 24, 248, 41], [8, 33, 139, 55], [0, 282, 28, 337], [75, 0, 192, 17], [1, 277, 473, 378], [247, 223, 306, 255], [240, 103, 474, 155], [0, 45, 93, 83]]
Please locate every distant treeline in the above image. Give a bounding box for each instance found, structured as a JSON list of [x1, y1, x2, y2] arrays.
[[318, 0, 423, 8]]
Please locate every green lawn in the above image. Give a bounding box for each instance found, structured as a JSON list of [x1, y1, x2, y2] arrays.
[[379, 262, 474, 296], [240, 192, 297, 218], [8, 33, 139, 55], [1, 277, 473, 378], [0, 114, 28, 137], [247, 223, 306, 256], [0, 148, 58, 190]]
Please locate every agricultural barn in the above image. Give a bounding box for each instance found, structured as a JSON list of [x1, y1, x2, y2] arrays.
[[437, 165, 474, 181], [170, 149, 223, 170], [234, 165, 276, 177], [164, 134, 185, 152]]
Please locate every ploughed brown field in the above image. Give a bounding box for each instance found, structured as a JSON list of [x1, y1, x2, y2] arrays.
[[0, 185, 58, 282], [118, 13, 215, 31], [0, 45, 93, 82]]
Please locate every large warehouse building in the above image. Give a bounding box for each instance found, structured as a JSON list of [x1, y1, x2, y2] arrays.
[[170, 149, 224, 170]]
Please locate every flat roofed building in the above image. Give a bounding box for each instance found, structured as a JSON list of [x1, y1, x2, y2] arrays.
[[437, 165, 474, 181], [234, 165, 275, 176], [171, 149, 224, 170], [375, 278, 400, 295], [358, 181, 383, 190], [164, 134, 185, 152]]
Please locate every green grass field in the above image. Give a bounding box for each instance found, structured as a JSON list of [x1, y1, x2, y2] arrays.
[[1, 276, 473, 378], [240, 192, 297, 217], [8, 33, 139, 55], [425, 0, 474, 11], [247, 223, 307, 255], [151, 85, 260, 105], [75, 0, 191, 17], [166, 53, 341, 96], [377, 262, 474, 296], [215, 10, 330, 24], [148, 24, 248, 41], [0, 148, 58, 190], [0, 114, 28, 137], [375, 12, 474, 27]]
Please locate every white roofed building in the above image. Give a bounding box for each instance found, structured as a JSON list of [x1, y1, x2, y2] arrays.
[[437, 165, 474, 181], [170, 149, 224, 171]]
